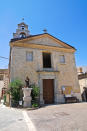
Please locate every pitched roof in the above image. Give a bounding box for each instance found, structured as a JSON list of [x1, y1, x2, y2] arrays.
[[10, 33, 76, 50]]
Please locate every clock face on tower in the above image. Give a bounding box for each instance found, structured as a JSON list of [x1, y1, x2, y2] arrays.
[[20, 32, 26, 38]]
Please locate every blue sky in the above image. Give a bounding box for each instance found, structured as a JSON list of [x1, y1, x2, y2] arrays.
[[0, 0, 87, 68]]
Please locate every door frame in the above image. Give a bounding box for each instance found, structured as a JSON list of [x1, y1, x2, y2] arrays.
[[39, 74, 58, 105], [43, 79, 54, 104]]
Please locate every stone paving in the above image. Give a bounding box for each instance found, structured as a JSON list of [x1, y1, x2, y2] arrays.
[[27, 103, 87, 131], [0, 105, 29, 131], [0, 103, 87, 131]]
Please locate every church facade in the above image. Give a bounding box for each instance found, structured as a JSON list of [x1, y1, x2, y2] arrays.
[[9, 22, 81, 104]]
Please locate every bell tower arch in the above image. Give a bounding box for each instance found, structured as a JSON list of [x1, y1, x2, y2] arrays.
[[13, 21, 30, 38]]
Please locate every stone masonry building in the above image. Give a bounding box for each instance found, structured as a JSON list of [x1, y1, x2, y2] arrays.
[[0, 69, 9, 99], [9, 22, 81, 104]]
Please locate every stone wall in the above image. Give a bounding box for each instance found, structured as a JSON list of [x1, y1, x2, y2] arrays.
[[10, 46, 81, 102]]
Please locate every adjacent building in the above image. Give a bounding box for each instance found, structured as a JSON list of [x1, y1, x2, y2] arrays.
[[9, 22, 81, 104], [78, 67, 87, 101], [0, 69, 9, 99]]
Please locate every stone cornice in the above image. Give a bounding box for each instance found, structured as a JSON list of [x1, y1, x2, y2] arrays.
[[10, 42, 75, 53]]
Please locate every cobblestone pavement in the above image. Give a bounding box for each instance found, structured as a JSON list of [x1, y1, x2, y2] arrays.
[[27, 103, 87, 131]]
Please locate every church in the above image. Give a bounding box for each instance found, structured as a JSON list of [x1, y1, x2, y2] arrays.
[[9, 22, 81, 104]]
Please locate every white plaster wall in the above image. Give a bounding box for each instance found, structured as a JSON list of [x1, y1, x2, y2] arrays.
[[79, 78, 87, 94]]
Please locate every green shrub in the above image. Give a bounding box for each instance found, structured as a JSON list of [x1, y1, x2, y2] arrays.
[[3, 95, 6, 105], [30, 84, 40, 100], [9, 79, 23, 106], [32, 103, 39, 108]]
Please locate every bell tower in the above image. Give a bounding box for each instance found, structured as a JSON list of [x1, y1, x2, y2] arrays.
[[13, 21, 30, 38]]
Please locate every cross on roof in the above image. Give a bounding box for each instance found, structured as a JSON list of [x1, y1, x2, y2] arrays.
[[22, 18, 24, 21], [43, 29, 47, 33]]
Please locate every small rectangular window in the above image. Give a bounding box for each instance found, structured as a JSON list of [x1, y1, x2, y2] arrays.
[[26, 52, 33, 61], [60, 55, 65, 63]]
